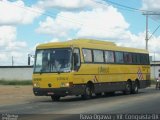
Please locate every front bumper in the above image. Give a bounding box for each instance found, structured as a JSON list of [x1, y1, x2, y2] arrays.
[[33, 85, 85, 97]]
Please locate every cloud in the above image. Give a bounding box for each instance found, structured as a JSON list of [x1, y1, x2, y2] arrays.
[[0, 26, 28, 65], [148, 35, 160, 53], [0, 0, 44, 65], [36, 2, 160, 60], [36, 0, 100, 11], [0, 0, 43, 25], [141, 0, 160, 20], [36, 6, 129, 40], [0, 26, 16, 47], [142, 0, 160, 11], [36, 16, 80, 38]]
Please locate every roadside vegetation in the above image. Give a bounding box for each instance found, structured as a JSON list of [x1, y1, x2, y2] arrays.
[[0, 80, 32, 85]]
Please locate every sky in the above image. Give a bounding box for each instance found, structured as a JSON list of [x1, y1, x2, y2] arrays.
[[0, 0, 160, 66]]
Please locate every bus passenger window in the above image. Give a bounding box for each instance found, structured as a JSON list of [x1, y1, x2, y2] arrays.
[[124, 53, 132, 64], [136, 54, 141, 64], [132, 53, 137, 64], [115, 52, 124, 63], [82, 49, 92, 62], [105, 51, 114, 63], [93, 50, 104, 63]]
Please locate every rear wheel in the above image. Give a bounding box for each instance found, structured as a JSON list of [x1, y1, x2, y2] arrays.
[[123, 81, 132, 95], [132, 81, 139, 94], [81, 85, 93, 100], [51, 95, 60, 101]]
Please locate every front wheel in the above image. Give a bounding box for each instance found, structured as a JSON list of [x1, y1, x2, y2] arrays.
[[81, 86, 93, 100], [51, 95, 60, 101]]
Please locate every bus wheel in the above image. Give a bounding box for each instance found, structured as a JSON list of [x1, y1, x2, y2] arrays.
[[123, 81, 131, 95], [51, 95, 60, 101], [132, 81, 139, 94], [81, 86, 92, 100]]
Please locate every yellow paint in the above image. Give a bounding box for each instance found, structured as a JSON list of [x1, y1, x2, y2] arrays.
[[32, 39, 150, 89]]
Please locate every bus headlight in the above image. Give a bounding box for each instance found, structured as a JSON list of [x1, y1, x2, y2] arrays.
[[33, 82, 39, 87], [61, 82, 73, 87], [65, 83, 70, 87], [61, 83, 69, 87]]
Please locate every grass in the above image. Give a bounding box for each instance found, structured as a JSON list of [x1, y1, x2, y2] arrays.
[[0, 80, 32, 85]]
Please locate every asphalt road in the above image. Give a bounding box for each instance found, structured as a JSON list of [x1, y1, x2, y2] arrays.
[[0, 86, 160, 120]]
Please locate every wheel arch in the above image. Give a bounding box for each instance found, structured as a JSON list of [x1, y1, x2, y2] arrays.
[[86, 80, 95, 92], [127, 79, 132, 86]]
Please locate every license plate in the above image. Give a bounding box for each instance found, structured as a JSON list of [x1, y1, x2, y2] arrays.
[[48, 92, 54, 95]]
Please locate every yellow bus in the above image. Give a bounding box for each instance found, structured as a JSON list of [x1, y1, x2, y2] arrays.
[[32, 39, 151, 101]]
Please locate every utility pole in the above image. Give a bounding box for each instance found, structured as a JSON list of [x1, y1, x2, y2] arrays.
[[143, 12, 160, 50], [145, 14, 149, 50]]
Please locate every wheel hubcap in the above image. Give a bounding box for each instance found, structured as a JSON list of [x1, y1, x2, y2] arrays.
[[135, 85, 138, 92], [126, 84, 130, 91], [86, 87, 90, 96]]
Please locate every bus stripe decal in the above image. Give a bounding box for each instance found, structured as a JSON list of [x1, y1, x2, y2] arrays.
[[137, 68, 144, 80]]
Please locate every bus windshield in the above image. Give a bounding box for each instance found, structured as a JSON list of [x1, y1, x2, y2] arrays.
[[34, 48, 72, 73]]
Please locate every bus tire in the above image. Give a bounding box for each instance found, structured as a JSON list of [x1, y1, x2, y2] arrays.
[[81, 85, 93, 100], [132, 81, 139, 94], [123, 81, 132, 95], [51, 95, 60, 101]]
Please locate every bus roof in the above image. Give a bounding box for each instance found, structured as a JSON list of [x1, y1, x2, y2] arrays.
[[36, 38, 148, 54]]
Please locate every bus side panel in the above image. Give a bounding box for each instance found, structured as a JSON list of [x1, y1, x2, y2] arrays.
[[74, 63, 150, 94], [93, 82, 126, 93]]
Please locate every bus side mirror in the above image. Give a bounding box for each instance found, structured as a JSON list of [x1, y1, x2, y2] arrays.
[[73, 53, 80, 71]]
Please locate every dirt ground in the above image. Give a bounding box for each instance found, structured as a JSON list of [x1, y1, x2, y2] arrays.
[[0, 85, 47, 106], [0, 85, 156, 107]]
